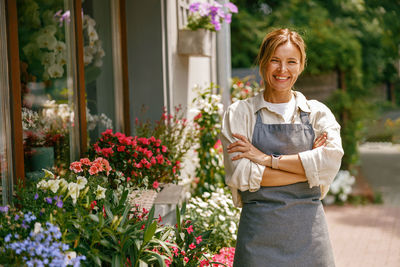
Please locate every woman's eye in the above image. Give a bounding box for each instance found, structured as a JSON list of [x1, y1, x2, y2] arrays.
[[271, 59, 279, 62], [289, 61, 297, 64]]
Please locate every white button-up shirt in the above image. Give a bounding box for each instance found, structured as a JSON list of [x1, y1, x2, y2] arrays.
[[221, 90, 344, 207]]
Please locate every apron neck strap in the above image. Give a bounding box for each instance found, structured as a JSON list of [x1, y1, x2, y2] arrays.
[[300, 111, 311, 124], [256, 109, 263, 124]]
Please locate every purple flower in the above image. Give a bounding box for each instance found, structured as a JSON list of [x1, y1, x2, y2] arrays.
[[34, 193, 39, 200], [225, 2, 238, 13], [225, 13, 232, 23], [189, 2, 200, 12], [0, 206, 9, 213], [45, 197, 53, 204], [56, 200, 63, 208], [14, 214, 20, 221]]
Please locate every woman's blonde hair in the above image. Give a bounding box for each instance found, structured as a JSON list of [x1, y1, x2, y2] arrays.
[[257, 28, 306, 84]]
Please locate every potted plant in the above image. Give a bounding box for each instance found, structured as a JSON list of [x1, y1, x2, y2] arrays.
[[178, 1, 238, 57]]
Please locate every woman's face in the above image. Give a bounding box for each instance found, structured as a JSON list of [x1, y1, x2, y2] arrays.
[[264, 42, 302, 93]]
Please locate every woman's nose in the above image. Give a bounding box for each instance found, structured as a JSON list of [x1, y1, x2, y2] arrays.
[[278, 62, 288, 72]]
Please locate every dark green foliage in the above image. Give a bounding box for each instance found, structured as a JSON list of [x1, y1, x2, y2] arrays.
[[231, 0, 400, 169]]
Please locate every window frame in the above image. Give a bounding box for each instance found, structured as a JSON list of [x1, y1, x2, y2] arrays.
[[3, 0, 130, 192]]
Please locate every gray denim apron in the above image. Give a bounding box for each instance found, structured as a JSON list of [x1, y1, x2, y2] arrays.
[[233, 110, 335, 267]]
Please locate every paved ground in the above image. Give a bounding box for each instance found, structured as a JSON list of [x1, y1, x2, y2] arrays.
[[325, 143, 400, 267]]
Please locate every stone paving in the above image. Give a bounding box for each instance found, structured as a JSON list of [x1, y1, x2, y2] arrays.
[[324, 143, 400, 267]]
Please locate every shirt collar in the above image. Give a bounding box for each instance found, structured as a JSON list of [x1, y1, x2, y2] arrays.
[[253, 90, 311, 113]]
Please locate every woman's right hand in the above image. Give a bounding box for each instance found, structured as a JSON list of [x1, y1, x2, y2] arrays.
[[313, 132, 327, 149]]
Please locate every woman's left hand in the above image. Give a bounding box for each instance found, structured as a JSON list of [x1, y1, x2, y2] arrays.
[[227, 133, 267, 165]]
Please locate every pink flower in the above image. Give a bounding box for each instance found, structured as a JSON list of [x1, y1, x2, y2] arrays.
[[200, 260, 210, 267], [189, 243, 196, 249], [127, 177, 131, 182], [164, 258, 171, 267], [184, 257, 189, 263], [162, 145, 167, 153], [150, 157, 156, 165], [195, 235, 202, 244], [153, 181, 159, 189], [69, 161, 83, 173], [89, 165, 99, 175], [186, 225, 194, 234], [80, 158, 91, 166], [117, 145, 126, 152]]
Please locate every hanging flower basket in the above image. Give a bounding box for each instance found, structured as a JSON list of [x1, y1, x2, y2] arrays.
[[178, 29, 213, 57]]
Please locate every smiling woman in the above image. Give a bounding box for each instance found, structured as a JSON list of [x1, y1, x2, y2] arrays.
[[221, 28, 343, 266]]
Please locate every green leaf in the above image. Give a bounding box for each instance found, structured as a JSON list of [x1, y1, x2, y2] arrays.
[[180, 201, 187, 216], [144, 205, 155, 233], [145, 251, 167, 267], [89, 214, 99, 223], [112, 254, 121, 267], [119, 189, 129, 207], [143, 221, 157, 245], [100, 239, 112, 248], [104, 203, 113, 219]]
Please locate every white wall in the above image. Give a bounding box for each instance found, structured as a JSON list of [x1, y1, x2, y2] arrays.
[[164, 0, 217, 116]]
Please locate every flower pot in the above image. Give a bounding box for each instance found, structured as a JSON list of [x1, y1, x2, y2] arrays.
[[128, 184, 186, 225], [25, 146, 55, 181], [178, 29, 213, 57], [27, 146, 55, 171]]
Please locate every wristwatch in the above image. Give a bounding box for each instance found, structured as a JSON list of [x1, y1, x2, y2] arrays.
[[271, 154, 281, 169]]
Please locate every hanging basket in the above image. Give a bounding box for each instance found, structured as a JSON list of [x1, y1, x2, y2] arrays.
[[178, 29, 213, 57]]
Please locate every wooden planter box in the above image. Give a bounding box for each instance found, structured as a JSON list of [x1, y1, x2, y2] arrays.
[[178, 29, 213, 57], [129, 184, 186, 225]]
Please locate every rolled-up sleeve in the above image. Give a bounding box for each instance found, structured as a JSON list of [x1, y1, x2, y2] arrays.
[[298, 101, 344, 198], [220, 103, 265, 207]]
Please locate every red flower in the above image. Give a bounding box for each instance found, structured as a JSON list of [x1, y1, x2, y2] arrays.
[[90, 200, 97, 210], [162, 145, 167, 153], [186, 225, 194, 234], [200, 260, 210, 267], [153, 181, 159, 189], [127, 177, 131, 182], [103, 205, 106, 218], [157, 214, 162, 223], [189, 243, 196, 249], [195, 235, 202, 244], [156, 154, 164, 164], [184, 257, 189, 263], [141, 224, 145, 230], [117, 145, 126, 152], [194, 113, 202, 120]]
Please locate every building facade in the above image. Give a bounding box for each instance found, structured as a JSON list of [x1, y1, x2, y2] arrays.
[[0, 0, 230, 205]]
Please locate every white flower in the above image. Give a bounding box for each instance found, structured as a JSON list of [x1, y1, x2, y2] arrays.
[[95, 185, 106, 200], [36, 33, 57, 50], [65, 251, 77, 265], [68, 183, 80, 204], [218, 214, 226, 221], [202, 192, 211, 198], [41, 52, 56, 66], [56, 52, 67, 66], [47, 64, 64, 78], [59, 178, 68, 189], [76, 176, 88, 190], [34, 222, 42, 234], [55, 41, 66, 53], [37, 180, 48, 190], [323, 195, 336, 205], [47, 179, 60, 194], [42, 25, 57, 35]]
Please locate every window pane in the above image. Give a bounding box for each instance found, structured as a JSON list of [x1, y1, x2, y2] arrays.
[[17, 0, 78, 179], [0, 0, 13, 205], [82, 0, 116, 142]]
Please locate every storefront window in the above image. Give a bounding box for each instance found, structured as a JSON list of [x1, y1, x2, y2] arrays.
[[17, 0, 80, 179], [1, 0, 14, 205], [82, 0, 117, 142]]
